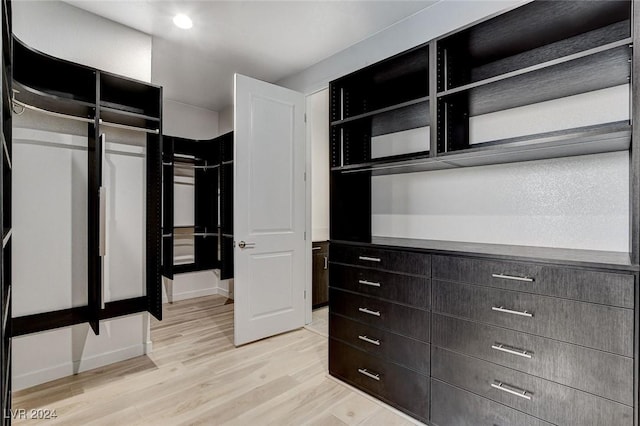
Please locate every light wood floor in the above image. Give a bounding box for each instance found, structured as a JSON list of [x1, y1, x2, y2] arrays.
[[12, 295, 416, 425]]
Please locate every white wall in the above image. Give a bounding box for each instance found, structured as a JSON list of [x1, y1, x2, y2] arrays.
[[307, 89, 329, 242], [218, 105, 234, 135], [163, 100, 219, 140], [279, 0, 629, 253], [11, 1, 153, 390], [13, 1, 151, 82]]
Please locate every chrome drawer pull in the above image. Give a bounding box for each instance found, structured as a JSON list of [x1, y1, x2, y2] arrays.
[[492, 343, 532, 359], [358, 307, 381, 317], [491, 381, 532, 400], [492, 306, 533, 317], [359, 256, 381, 262], [358, 368, 380, 381], [492, 273, 534, 282], [359, 279, 381, 287], [358, 335, 381, 346]]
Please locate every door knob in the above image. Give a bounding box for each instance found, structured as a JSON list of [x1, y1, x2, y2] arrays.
[[238, 241, 256, 249]]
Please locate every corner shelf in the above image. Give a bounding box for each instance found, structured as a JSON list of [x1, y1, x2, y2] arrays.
[[13, 81, 96, 121], [100, 105, 160, 131]]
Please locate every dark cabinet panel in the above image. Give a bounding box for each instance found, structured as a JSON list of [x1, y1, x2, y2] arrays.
[[331, 243, 430, 276], [431, 379, 554, 426], [312, 242, 329, 307], [330, 288, 429, 342], [330, 313, 429, 374], [329, 338, 429, 422], [432, 255, 634, 308], [330, 263, 429, 309], [431, 347, 633, 426], [432, 279, 633, 356], [432, 314, 633, 405]]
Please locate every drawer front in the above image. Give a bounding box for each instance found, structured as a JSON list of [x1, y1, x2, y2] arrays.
[[330, 263, 430, 308], [331, 244, 430, 275], [330, 313, 429, 374], [329, 338, 429, 422], [432, 280, 633, 356], [330, 288, 430, 342], [432, 314, 633, 405], [431, 379, 554, 426], [432, 347, 633, 426], [432, 255, 634, 308]]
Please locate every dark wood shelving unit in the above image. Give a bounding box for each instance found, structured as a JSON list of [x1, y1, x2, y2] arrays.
[[328, 1, 640, 425], [1, 0, 10, 422], [161, 132, 234, 280], [9, 34, 164, 339]]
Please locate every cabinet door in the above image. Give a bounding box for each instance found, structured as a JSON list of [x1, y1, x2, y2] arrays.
[[312, 245, 328, 306]]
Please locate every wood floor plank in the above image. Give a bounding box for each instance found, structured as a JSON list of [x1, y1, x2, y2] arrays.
[[13, 295, 415, 425]]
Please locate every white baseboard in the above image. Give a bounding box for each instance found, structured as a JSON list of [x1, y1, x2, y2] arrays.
[[13, 344, 145, 391], [216, 286, 231, 299], [169, 287, 218, 303]]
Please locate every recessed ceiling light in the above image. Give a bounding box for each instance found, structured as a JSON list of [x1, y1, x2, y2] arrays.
[[173, 14, 193, 30]]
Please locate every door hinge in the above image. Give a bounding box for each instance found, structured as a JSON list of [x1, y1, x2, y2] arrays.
[[304, 231, 307, 240], [304, 290, 307, 299], [304, 113, 307, 123], [304, 171, 307, 181]]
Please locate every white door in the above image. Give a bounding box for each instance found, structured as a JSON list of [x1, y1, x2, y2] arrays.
[[234, 74, 307, 346]]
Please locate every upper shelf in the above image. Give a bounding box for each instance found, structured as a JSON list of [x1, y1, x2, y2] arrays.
[[438, 42, 631, 117], [13, 81, 95, 120], [13, 37, 96, 107], [330, 96, 429, 127], [332, 121, 630, 176], [439, 0, 630, 72]]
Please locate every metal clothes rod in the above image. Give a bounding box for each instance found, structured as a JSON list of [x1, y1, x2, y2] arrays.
[[174, 163, 220, 170], [12, 98, 94, 123], [99, 119, 160, 134], [174, 232, 218, 238]]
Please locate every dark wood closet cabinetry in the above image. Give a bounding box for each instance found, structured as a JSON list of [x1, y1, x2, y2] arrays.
[[312, 241, 329, 307], [161, 132, 234, 280], [328, 1, 640, 425], [9, 37, 164, 336], [1, 0, 11, 422]]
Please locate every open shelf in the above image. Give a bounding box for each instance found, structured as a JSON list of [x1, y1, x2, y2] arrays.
[[100, 72, 161, 120], [100, 105, 160, 131], [438, 1, 630, 90], [13, 81, 96, 120], [331, 44, 429, 120], [332, 121, 630, 176], [438, 43, 631, 118], [13, 37, 96, 106], [331, 96, 429, 126]]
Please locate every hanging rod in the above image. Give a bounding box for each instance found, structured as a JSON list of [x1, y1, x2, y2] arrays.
[[172, 232, 218, 238], [174, 163, 219, 170], [12, 98, 94, 123], [99, 119, 160, 134]]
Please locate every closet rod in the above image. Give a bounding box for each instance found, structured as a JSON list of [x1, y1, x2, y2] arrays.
[[99, 119, 160, 134], [175, 232, 218, 238], [174, 163, 220, 170], [12, 99, 94, 123]]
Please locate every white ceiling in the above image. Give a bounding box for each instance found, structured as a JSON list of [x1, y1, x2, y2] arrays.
[[65, 1, 437, 111]]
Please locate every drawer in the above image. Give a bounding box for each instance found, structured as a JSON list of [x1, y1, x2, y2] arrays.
[[330, 263, 430, 309], [431, 347, 633, 426], [432, 314, 633, 405], [329, 338, 429, 422], [330, 288, 430, 342], [432, 280, 633, 356], [432, 255, 634, 308], [331, 244, 430, 276], [330, 313, 429, 374], [431, 379, 553, 426]]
